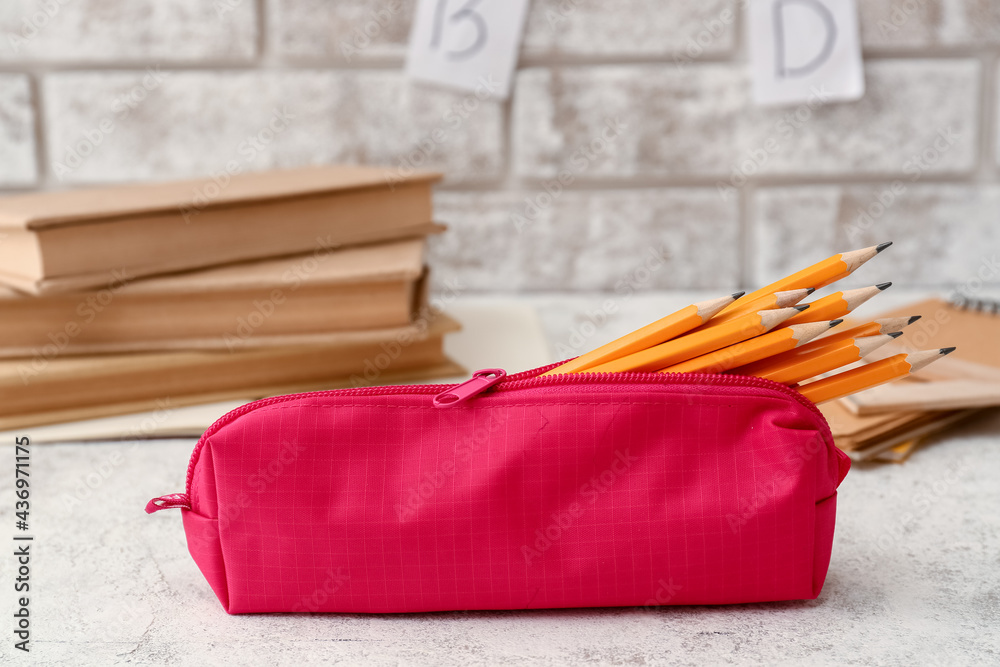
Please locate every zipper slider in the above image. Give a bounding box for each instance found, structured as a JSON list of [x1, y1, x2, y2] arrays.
[[433, 369, 506, 407]]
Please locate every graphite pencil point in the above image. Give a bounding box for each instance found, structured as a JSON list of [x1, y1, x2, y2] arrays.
[[794, 305, 810, 312], [907, 315, 922, 325], [876, 241, 893, 253], [888, 331, 904, 338], [876, 282, 892, 291], [829, 319, 843, 327], [940, 347, 957, 355]]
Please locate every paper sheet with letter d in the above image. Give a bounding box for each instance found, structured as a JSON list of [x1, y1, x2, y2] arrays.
[[406, 0, 530, 99], [747, 0, 865, 107]]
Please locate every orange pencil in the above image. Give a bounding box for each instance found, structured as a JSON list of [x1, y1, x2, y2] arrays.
[[722, 242, 891, 317], [797, 348, 955, 404], [543, 292, 744, 375], [778, 283, 891, 328], [772, 315, 920, 361], [659, 320, 840, 375], [694, 288, 814, 329], [587, 306, 807, 374], [737, 332, 902, 385]]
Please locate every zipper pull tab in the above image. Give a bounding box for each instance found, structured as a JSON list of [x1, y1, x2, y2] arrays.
[[433, 369, 506, 408], [145, 493, 191, 514]]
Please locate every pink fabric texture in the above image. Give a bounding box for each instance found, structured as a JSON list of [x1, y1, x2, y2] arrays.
[[150, 365, 849, 614]]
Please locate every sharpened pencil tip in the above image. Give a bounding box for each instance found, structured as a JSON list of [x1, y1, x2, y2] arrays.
[[731, 291, 745, 300], [907, 315, 922, 324], [888, 331, 904, 338], [829, 319, 844, 327], [794, 304, 810, 312], [806, 287, 816, 295], [940, 347, 957, 355], [876, 241, 893, 253], [876, 281, 892, 291]]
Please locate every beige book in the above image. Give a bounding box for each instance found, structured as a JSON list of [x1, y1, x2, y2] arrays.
[[1, 314, 460, 419], [0, 238, 430, 356], [0, 165, 441, 294], [0, 361, 465, 432]]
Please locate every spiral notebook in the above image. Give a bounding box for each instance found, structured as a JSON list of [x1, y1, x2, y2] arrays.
[[840, 297, 1000, 414]]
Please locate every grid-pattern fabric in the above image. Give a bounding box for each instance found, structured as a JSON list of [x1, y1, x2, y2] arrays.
[[183, 381, 848, 614]]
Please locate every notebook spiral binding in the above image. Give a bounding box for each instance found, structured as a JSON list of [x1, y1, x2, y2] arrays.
[[950, 296, 1000, 315]]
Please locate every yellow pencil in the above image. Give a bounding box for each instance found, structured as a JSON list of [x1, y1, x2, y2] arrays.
[[721, 242, 891, 317], [659, 320, 840, 375], [766, 315, 920, 363], [736, 332, 902, 385], [587, 306, 807, 374], [694, 288, 814, 330], [797, 348, 954, 404], [543, 292, 744, 375], [778, 283, 891, 328]]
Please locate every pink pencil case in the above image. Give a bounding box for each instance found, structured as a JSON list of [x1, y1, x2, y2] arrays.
[[147, 363, 849, 614]]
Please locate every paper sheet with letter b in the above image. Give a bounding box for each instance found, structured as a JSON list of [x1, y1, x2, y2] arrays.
[[406, 0, 530, 99], [747, 0, 864, 106]]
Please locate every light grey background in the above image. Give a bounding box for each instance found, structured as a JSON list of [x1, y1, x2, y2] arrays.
[[0, 1, 998, 294]]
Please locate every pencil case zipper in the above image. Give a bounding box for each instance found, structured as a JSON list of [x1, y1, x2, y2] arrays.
[[148, 361, 832, 511]]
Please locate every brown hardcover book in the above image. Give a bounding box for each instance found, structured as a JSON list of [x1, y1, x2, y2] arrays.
[[0, 165, 441, 294], [0, 238, 430, 356], [0, 361, 465, 432], [1, 314, 460, 420]]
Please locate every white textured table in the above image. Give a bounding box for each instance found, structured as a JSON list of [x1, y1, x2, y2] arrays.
[[2, 292, 998, 666]]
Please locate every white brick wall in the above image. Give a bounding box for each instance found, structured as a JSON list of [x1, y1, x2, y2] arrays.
[[1, 0, 997, 292]]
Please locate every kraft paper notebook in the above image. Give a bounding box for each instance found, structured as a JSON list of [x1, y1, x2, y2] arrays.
[[819, 398, 980, 461], [839, 298, 1000, 414]]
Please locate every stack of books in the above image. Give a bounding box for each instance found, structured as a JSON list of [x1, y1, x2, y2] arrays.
[[0, 165, 462, 429]]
